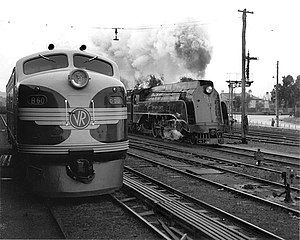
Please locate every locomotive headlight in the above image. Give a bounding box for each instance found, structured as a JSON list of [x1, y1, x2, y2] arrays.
[[69, 69, 90, 89], [204, 86, 213, 94], [109, 96, 123, 105]]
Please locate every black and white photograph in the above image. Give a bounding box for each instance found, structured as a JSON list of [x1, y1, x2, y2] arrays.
[[0, 0, 299, 239]]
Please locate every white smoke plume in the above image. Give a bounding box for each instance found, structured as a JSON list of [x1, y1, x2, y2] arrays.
[[91, 23, 212, 89]]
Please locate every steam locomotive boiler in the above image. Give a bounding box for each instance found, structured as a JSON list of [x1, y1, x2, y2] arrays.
[[127, 80, 228, 144]]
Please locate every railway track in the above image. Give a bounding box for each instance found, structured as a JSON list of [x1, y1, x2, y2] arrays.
[[127, 145, 300, 213], [130, 142, 300, 195], [46, 203, 68, 239], [44, 151, 289, 240], [45, 195, 164, 239], [225, 127, 300, 147], [125, 152, 299, 239], [224, 132, 299, 147], [213, 144, 300, 169], [117, 167, 284, 239], [246, 130, 299, 142], [130, 134, 300, 171], [129, 136, 300, 188], [238, 126, 299, 139], [111, 194, 173, 240]]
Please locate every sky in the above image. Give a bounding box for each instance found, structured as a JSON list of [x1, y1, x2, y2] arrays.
[[0, 0, 299, 98]]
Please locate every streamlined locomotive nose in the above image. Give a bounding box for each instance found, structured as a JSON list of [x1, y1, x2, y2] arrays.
[[6, 48, 128, 197]]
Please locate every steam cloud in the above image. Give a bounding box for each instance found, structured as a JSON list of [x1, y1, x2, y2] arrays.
[[91, 23, 212, 89]]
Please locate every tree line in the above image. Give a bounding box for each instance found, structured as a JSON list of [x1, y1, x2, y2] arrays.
[[271, 75, 300, 110], [232, 75, 300, 116]]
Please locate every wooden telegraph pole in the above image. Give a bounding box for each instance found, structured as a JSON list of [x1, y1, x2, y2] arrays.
[[238, 9, 253, 144]]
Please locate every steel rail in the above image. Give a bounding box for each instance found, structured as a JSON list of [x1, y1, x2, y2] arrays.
[[127, 151, 300, 216], [124, 168, 284, 240], [111, 195, 172, 240], [130, 137, 299, 171], [129, 136, 300, 176], [129, 134, 300, 163], [224, 133, 299, 147], [0, 177, 13, 181], [0, 114, 7, 127], [220, 144, 300, 163], [231, 129, 299, 141], [230, 131, 299, 142], [124, 174, 251, 240], [125, 166, 285, 239], [130, 143, 300, 193], [131, 139, 289, 174], [45, 203, 68, 239]]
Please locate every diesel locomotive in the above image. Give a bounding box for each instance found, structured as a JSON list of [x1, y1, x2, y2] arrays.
[[6, 45, 128, 197], [127, 80, 228, 144]]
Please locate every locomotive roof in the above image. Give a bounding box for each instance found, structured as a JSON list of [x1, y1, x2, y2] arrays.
[[149, 80, 213, 94], [13, 49, 120, 80], [132, 80, 215, 102], [16, 49, 116, 66], [130, 80, 214, 94]]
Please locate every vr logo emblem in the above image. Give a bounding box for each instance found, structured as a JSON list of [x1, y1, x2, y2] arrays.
[[70, 108, 91, 129]]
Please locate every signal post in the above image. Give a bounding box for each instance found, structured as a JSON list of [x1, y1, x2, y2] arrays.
[[238, 9, 253, 144]]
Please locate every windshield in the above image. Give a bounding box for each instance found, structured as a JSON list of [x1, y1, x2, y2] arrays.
[[73, 54, 113, 76], [23, 54, 68, 75]]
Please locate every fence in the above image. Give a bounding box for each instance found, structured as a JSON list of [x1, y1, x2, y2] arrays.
[[234, 118, 300, 130], [250, 121, 299, 130]]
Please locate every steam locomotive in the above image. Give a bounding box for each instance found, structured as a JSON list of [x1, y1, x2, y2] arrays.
[[6, 44, 128, 197], [127, 80, 228, 144]]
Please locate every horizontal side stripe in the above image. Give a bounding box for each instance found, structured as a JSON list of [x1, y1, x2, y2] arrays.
[[20, 114, 126, 120], [18, 141, 129, 154], [39, 120, 120, 127], [19, 107, 127, 113], [18, 107, 127, 125]]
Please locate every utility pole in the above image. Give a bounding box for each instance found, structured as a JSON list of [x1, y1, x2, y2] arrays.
[[276, 61, 279, 127], [238, 8, 253, 144]]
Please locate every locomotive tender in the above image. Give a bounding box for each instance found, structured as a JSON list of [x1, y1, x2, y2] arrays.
[[127, 80, 228, 144], [6, 45, 128, 197]]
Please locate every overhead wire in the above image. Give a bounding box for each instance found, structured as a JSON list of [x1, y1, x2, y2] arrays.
[[0, 17, 241, 30]]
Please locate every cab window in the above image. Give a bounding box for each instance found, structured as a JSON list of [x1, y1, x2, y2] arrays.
[[73, 54, 113, 76], [23, 54, 68, 75]]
